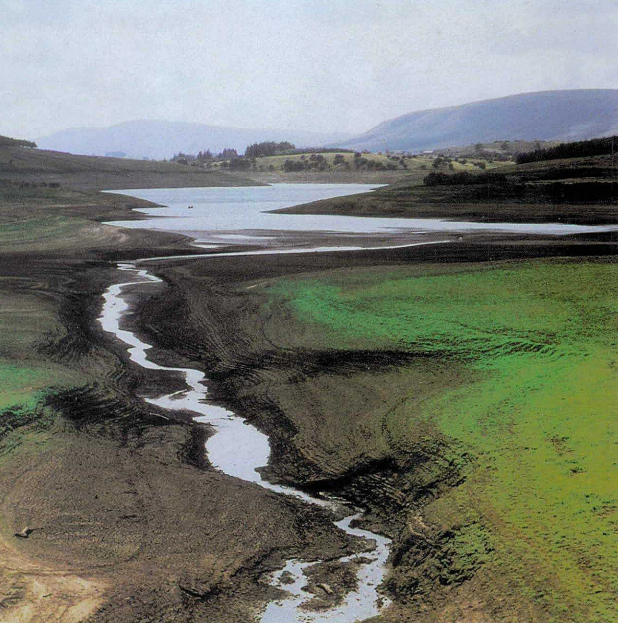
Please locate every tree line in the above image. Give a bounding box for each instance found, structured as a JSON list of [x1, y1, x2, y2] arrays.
[[0, 135, 37, 149], [245, 141, 295, 158], [171, 142, 357, 166], [516, 136, 618, 164]]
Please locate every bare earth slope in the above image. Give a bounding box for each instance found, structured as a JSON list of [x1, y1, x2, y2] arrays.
[[276, 154, 618, 225], [1, 143, 617, 621], [0, 177, 352, 622]]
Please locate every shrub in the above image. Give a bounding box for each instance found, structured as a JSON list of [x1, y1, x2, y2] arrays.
[[283, 159, 307, 172], [517, 136, 618, 164], [423, 171, 507, 186]]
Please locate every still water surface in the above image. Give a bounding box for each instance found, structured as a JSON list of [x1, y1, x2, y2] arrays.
[[107, 183, 617, 250]]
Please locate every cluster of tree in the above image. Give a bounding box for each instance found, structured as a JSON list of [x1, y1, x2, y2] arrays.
[[280, 151, 414, 173], [196, 150, 213, 162], [352, 155, 399, 171], [433, 141, 549, 162], [283, 159, 307, 172], [218, 148, 239, 159], [0, 135, 37, 149], [223, 157, 252, 171], [283, 153, 330, 172], [431, 155, 487, 170], [424, 171, 507, 186], [171, 148, 239, 165], [516, 136, 618, 164], [171, 152, 195, 165], [245, 141, 295, 158]]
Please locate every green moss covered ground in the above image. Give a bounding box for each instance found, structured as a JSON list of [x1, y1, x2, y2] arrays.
[[0, 285, 82, 464], [267, 259, 618, 621]]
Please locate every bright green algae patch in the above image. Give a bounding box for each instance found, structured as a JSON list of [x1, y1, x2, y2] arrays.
[[268, 260, 618, 621], [0, 287, 83, 457], [1, 362, 56, 411], [0, 361, 76, 411]]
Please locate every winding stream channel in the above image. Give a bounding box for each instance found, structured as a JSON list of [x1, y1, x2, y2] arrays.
[[99, 262, 393, 622]]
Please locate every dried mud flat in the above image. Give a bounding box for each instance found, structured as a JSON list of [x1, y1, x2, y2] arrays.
[[1, 179, 617, 622], [128, 231, 617, 621]]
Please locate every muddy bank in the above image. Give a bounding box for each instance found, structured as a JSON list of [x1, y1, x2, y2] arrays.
[[0, 187, 371, 621], [3, 175, 617, 621], [2, 255, 372, 621], [132, 232, 617, 620], [101, 263, 394, 621]]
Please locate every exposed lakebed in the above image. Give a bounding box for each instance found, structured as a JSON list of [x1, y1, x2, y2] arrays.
[[99, 263, 391, 622], [101, 183, 618, 621]]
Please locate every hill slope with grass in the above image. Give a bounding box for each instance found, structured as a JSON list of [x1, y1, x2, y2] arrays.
[[0, 142, 260, 190], [335, 90, 618, 153]]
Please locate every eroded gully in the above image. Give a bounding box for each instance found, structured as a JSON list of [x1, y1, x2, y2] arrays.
[[98, 258, 402, 623]]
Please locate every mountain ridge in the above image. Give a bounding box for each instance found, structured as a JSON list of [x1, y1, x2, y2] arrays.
[[333, 89, 618, 152]]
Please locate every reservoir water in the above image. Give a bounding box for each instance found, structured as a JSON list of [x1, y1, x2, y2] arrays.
[[107, 183, 618, 253]]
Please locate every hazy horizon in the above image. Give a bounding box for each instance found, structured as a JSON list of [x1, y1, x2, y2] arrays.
[[3, 0, 618, 140]]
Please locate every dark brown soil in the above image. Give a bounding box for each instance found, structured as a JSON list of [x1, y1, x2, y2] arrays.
[[0, 191, 359, 622], [1, 170, 616, 622], [275, 155, 618, 225], [127, 229, 617, 621]]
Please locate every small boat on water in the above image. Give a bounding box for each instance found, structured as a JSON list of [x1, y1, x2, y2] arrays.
[[188, 205, 194, 209]]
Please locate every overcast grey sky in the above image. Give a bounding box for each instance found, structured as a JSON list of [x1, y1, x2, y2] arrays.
[[2, 0, 617, 139]]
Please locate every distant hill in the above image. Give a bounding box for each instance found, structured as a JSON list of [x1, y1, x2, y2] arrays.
[[36, 120, 353, 160], [334, 90, 618, 153]]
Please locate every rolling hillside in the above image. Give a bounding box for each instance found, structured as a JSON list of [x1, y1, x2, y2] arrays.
[[0, 142, 260, 191], [335, 89, 618, 153]]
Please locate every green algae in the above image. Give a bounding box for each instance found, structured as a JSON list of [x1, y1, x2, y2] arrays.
[[268, 259, 618, 620]]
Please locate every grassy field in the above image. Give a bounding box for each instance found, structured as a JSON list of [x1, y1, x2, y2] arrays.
[[215, 151, 507, 185], [246, 152, 497, 173], [258, 258, 618, 621]]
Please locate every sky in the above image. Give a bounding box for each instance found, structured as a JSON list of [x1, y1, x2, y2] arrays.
[[2, 0, 617, 140]]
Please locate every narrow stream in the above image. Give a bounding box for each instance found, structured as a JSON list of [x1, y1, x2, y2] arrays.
[[99, 262, 392, 622]]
